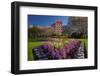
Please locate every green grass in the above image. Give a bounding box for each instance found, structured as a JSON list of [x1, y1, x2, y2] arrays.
[[28, 41, 44, 61], [28, 38, 48, 42], [80, 39, 88, 49]]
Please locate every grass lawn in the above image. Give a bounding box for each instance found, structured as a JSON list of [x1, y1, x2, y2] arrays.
[[28, 41, 44, 61], [80, 39, 88, 49]]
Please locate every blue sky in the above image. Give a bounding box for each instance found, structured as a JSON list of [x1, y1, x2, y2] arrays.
[[28, 15, 69, 27]]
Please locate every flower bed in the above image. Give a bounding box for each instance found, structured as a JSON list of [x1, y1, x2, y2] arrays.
[[32, 39, 85, 60]]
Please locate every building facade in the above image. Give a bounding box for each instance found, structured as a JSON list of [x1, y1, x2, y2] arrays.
[[51, 20, 63, 35]]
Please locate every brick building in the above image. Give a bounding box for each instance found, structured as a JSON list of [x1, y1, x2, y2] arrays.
[[51, 20, 63, 35]]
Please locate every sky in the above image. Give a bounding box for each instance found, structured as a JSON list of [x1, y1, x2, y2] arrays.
[[28, 15, 69, 27]]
